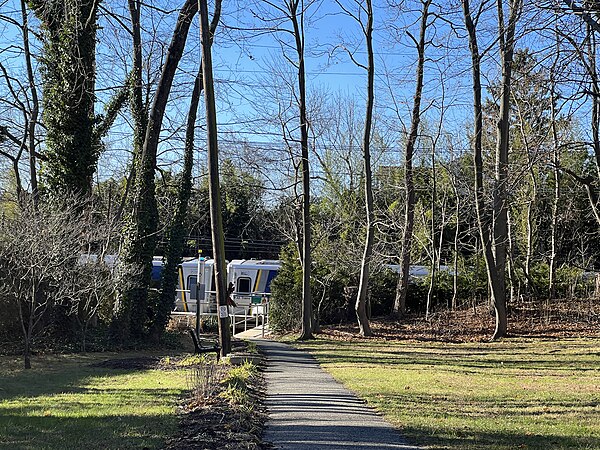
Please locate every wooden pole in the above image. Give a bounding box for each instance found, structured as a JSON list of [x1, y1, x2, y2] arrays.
[[198, 0, 230, 355]]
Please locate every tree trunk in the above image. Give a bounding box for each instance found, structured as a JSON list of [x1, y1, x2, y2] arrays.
[[590, 29, 600, 184], [24, 337, 31, 370], [549, 79, 560, 300], [490, 0, 520, 339], [524, 169, 536, 291], [355, 0, 374, 337], [21, 0, 39, 207], [29, 0, 99, 197], [151, 70, 201, 343], [199, 0, 231, 356], [21, 279, 36, 370], [393, 0, 431, 318], [586, 27, 600, 227], [287, 0, 313, 341], [451, 175, 460, 310], [463, 0, 509, 340], [151, 0, 222, 343], [112, 0, 198, 344], [426, 137, 437, 319], [506, 209, 517, 303]]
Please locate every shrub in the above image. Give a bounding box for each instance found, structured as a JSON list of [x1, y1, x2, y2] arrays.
[[269, 244, 303, 332], [0, 200, 117, 365], [368, 269, 397, 316], [519, 262, 593, 300]]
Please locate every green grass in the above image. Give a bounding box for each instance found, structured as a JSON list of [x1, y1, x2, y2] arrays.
[[297, 337, 600, 449], [0, 352, 188, 449]]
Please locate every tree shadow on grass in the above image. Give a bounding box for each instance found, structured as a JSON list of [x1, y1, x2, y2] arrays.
[[0, 413, 176, 449], [401, 424, 600, 450], [309, 350, 599, 373], [265, 422, 600, 449], [0, 355, 172, 402]]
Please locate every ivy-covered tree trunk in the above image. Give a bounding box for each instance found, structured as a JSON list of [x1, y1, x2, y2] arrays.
[[127, 0, 148, 193], [112, 0, 199, 343], [150, 72, 201, 343], [29, 0, 100, 197], [151, 0, 222, 342]]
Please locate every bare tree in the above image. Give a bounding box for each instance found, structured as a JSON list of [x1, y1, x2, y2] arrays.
[[0, 200, 113, 368], [20, 0, 39, 206], [245, 0, 317, 339], [333, 0, 375, 336], [152, 0, 222, 343], [0, 0, 43, 206], [556, 16, 600, 228], [549, 31, 562, 299], [113, 0, 199, 343], [489, 0, 521, 338], [291, 0, 314, 340], [463, 0, 521, 339], [393, 0, 432, 318]]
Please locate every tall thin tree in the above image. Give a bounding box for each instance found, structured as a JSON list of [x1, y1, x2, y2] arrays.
[[152, 0, 222, 343], [336, 0, 375, 337], [393, 0, 431, 318]]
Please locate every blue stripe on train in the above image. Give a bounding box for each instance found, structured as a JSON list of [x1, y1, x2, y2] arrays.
[[264, 270, 278, 293], [151, 262, 162, 281]]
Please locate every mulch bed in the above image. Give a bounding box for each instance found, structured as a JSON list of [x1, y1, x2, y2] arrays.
[[164, 391, 270, 450], [89, 339, 271, 450], [164, 354, 270, 450]]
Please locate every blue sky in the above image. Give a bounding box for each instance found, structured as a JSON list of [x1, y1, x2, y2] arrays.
[[1, 0, 591, 194]]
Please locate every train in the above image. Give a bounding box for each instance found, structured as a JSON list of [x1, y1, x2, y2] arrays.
[[174, 258, 281, 316]]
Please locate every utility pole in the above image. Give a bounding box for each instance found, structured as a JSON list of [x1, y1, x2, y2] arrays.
[[198, 0, 230, 355]]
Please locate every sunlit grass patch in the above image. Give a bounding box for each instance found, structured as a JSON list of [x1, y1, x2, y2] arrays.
[[0, 352, 188, 449], [297, 337, 600, 449]]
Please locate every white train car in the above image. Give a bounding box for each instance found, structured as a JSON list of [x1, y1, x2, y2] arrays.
[[227, 259, 281, 299], [173, 258, 281, 317], [227, 259, 281, 314], [386, 264, 453, 280]]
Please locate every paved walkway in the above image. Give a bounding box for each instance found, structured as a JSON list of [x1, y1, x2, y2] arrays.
[[234, 324, 270, 340], [252, 339, 420, 450]]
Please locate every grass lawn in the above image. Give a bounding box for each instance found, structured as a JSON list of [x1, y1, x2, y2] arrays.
[[0, 352, 188, 449], [297, 336, 600, 450]]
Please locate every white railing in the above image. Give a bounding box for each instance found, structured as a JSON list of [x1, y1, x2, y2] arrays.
[[173, 289, 270, 336]]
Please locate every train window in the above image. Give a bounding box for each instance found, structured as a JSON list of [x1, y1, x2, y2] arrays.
[[188, 276, 197, 300], [237, 277, 251, 293]]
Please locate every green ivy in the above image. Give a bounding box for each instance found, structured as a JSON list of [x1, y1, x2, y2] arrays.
[[30, 0, 100, 197]]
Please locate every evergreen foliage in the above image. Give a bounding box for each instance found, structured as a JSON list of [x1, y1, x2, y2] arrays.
[[269, 244, 303, 332]]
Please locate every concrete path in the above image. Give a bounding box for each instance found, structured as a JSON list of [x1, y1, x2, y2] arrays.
[[234, 324, 270, 340], [252, 339, 420, 450]]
